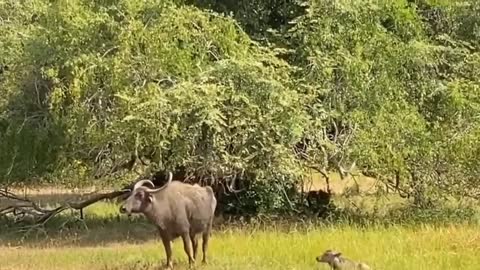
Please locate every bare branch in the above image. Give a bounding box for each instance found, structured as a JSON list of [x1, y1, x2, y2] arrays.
[[332, 120, 339, 143], [307, 165, 331, 194], [225, 172, 245, 194], [277, 180, 300, 213], [0, 189, 129, 225], [338, 160, 356, 180]]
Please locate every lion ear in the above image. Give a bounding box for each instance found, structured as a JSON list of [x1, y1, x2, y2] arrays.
[[333, 252, 342, 257]]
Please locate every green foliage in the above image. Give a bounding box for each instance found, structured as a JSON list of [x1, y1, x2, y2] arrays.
[[285, 0, 480, 205], [1, 0, 480, 216], [113, 57, 305, 174], [185, 0, 307, 41]]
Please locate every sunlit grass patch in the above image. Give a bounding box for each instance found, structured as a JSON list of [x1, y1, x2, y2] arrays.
[[0, 224, 479, 270], [1, 188, 479, 269]]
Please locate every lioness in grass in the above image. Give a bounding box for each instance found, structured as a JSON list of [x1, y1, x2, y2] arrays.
[[316, 249, 371, 270]]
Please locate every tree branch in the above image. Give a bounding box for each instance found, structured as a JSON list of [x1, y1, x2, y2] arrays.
[[0, 189, 129, 225]]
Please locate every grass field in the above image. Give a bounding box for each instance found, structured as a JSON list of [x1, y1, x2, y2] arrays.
[[0, 201, 479, 270], [1, 177, 479, 270], [1, 223, 479, 270]]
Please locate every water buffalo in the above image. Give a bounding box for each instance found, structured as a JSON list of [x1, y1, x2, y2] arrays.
[[120, 172, 217, 269]]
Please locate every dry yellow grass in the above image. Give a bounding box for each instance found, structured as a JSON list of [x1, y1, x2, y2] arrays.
[[303, 170, 380, 194]]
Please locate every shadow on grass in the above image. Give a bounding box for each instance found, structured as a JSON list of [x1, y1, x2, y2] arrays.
[[100, 261, 157, 270], [100, 261, 198, 270], [2, 191, 479, 249], [0, 214, 161, 247], [0, 190, 157, 247], [0, 212, 305, 248]]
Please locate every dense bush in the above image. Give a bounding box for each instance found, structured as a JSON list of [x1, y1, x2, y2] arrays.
[[1, 0, 479, 215]]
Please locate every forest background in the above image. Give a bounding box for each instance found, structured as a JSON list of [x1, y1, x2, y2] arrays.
[[1, 0, 480, 222]]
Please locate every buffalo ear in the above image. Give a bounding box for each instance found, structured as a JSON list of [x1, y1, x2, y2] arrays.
[[146, 193, 153, 203]]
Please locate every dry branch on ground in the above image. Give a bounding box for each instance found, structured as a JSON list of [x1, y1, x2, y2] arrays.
[[0, 188, 129, 224]]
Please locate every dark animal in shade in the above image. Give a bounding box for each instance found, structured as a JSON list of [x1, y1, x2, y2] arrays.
[[120, 172, 217, 269]]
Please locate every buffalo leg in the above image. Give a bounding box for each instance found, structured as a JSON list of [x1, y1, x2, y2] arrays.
[[160, 236, 173, 269], [190, 233, 199, 260], [181, 233, 195, 266], [201, 231, 210, 264]]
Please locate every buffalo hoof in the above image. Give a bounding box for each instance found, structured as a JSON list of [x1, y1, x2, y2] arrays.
[[161, 262, 173, 270]]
